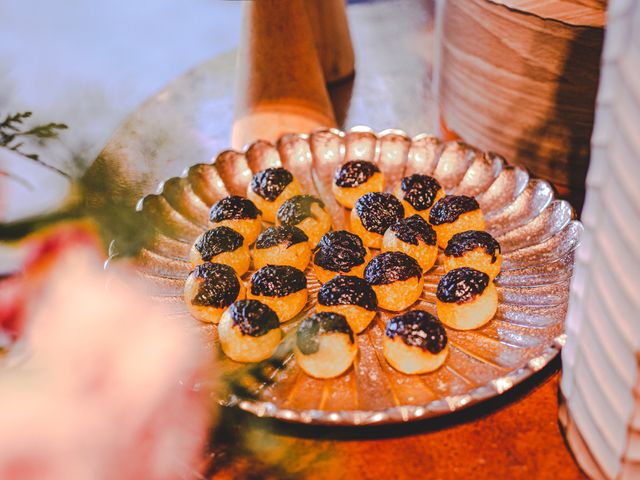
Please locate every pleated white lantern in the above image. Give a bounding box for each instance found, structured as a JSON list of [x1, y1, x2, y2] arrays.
[[559, 0, 640, 478]]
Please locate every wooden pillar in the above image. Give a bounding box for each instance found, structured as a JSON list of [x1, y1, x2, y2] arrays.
[[231, 0, 339, 150], [436, 0, 606, 210]]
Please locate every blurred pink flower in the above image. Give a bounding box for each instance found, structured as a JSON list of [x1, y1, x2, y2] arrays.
[[0, 225, 212, 480], [0, 221, 103, 342]]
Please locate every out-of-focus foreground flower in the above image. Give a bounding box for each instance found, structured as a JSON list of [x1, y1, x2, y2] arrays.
[[0, 223, 213, 480]]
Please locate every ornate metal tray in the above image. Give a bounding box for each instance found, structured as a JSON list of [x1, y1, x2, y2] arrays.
[[124, 127, 581, 425]]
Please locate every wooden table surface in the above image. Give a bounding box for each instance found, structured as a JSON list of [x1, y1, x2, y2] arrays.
[[84, 1, 586, 478], [211, 358, 584, 479]]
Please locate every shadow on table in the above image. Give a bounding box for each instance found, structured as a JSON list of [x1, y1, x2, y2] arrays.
[[225, 355, 561, 441]]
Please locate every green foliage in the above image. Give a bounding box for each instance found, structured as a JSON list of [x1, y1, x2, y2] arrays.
[[224, 356, 287, 401], [0, 111, 69, 177]]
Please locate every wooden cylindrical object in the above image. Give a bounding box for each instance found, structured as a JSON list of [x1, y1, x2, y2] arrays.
[[436, 0, 605, 209], [231, 0, 337, 150], [305, 0, 355, 84]]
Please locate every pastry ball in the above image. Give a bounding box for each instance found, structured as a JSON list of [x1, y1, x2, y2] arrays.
[[444, 230, 502, 280], [312, 230, 372, 284], [436, 267, 497, 330], [218, 300, 282, 363], [332, 160, 385, 208], [394, 174, 445, 221], [429, 195, 485, 248], [247, 265, 308, 322], [184, 262, 245, 324], [364, 251, 423, 312], [247, 167, 302, 222], [209, 195, 263, 245], [316, 275, 378, 334], [382, 215, 438, 272], [189, 226, 250, 275], [253, 225, 311, 271], [383, 310, 448, 374], [350, 192, 405, 248], [294, 312, 357, 379], [276, 194, 332, 247]]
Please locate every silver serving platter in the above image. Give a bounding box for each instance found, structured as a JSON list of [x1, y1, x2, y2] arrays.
[[124, 127, 581, 425]]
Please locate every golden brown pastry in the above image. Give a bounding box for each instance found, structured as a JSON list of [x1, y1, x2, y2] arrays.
[[312, 230, 372, 284], [189, 226, 250, 275], [429, 195, 485, 248], [436, 267, 497, 330], [332, 160, 385, 209], [184, 262, 245, 324], [382, 215, 438, 272], [294, 312, 357, 379], [350, 192, 405, 248], [316, 275, 377, 334], [247, 265, 308, 322], [218, 299, 282, 363], [383, 310, 448, 374], [253, 225, 311, 271], [276, 194, 332, 247], [394, 174, 444, 221], [364, 251, 424, 312], [247, 167, 302, 222], [209, 195, 263, 245], [443, 230, 502, 280]]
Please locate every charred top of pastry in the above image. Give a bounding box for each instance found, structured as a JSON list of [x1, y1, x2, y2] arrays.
[[255, 225, 309, 250], [317, 275, 377, 311], [364, 251, 422, 285], [400, 174, 442, 211], [445, 230, 501, 263], [194, 226, 244, 261], [313, 230, 368, 272], [191, 262, 240, 308], [436, 267, 489, 304], [228, 300, 280, 336], [296, 312, 354, 355], [250, 167, 294, 201], [429, 195, 480, 225], [277, 195, 325, 226], [250, 265, 307, 297], [386, 310, 447, 354], [354, 192, 404, 235], [334, 160, 380, 188], [210, 195, 261, 222], [389, 215, 437, 246]]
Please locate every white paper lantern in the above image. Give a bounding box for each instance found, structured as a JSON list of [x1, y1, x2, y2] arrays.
[[559, 1, 640, 478]]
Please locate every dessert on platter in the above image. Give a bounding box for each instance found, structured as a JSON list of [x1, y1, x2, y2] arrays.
[[218, 299, 282, 362], [383, 310, 449, 374], [183, 262, 245, 324], [312, 230, 371, 283], [443, 230, 502, 280], [393, 174, 444, 221], [364, 251, 424, 312], [350, 192, 404, 248], [332, 160, 384, 208], [276, 194, 332, 246], [209, 195, 263, 244], [128, 128, 581, 425], [436, 267, 498, 330], [382, 214, 438, 271], [429, 194, 485, 248], [247, 167, 302, 222], [185, 162, 500, 375], [316, 275, 377, 334], [294, 312, 357, 379], [247, 264, 308, 322], [253, 225, 311, 271], [189, 226, 250, 275]]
